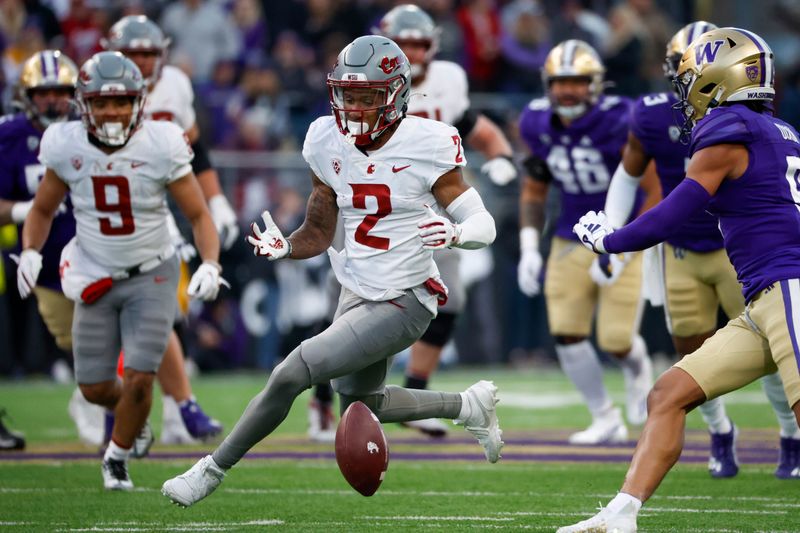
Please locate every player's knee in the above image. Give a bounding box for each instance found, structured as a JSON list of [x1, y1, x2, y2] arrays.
[[418, 312, 457, 348], [79, 382, 116, 406], [648, 368, 705, 415], [338, 392, 384, 417], [269, 350, 312, 398], [123, 370, 155, 404]]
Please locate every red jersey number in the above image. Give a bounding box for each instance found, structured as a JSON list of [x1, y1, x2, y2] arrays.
[[92, 176, 135, 235], [452, 135, 463, 163], [350, 183, 391, 250]]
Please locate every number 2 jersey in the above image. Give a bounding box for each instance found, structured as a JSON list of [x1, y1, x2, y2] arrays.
[[0, 114, 75, 290], [519, 94, 636, 240], [302, 115, 465, 306], [689, 104, 800, 302], [38, 120, 193, 270]]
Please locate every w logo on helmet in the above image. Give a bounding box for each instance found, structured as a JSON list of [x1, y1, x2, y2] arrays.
[[378, 56, 402, 74], [694, 40, 724, 65]]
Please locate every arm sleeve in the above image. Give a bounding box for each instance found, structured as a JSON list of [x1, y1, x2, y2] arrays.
[[603, 178, 711, 253], [604, 163, 642, 228], [190, 140, 213, 175], [453, 109, 479, 139], [446, 187, 496, 249]]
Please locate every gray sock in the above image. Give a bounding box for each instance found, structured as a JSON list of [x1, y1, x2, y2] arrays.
[[342, 385, 462, 423]]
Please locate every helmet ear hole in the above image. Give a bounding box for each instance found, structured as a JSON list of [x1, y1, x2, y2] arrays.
[[698, 82, 717, 95]]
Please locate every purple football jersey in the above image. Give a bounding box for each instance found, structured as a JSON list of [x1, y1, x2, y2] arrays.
[[519, 95, 638, 240], [690, 104, 800, 302], [631, 92, 723, 252], [0, 114, 76, 291]]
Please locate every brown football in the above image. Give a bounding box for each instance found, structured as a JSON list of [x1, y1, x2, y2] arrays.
[[334, 401, 389, 497]]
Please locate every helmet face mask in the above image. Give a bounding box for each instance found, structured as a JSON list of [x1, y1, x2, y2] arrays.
[[378, 4, 439, 80], [103, 15, 170, 86], [76, 52, 146, 147], [541, 40, 604, 120], [672, 27, 775, 140], [17, 50, 78, 127], [327, 36, 411, 146]]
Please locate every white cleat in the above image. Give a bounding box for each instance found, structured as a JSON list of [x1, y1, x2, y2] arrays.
[[556, 502, 638, 533], [102, 458, 134, 491], [68, 387, 105, 447], [455, 380, 503, 463], [130, 421, 155, 459], [162, 455, 226, 507], [622, 351, 653, 426], [401, 418, 449, 438], [569, 409, 628, 445]]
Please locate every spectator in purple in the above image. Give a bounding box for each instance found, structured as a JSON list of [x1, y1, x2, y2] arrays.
[[232, 0, 267, 68], [499, 0, 551, 92]]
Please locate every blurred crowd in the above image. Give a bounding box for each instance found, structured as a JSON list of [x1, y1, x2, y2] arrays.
[[3, 0, 800, 377]]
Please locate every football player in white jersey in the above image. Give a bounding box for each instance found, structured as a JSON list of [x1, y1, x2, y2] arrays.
[[375, 4, 517, 437], [162, 36, 501, 507], [98, 15, 231, 445], [17, 51, 224, 490]]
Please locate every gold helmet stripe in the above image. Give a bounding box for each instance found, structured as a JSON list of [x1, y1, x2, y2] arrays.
[[738, 28, 773, 87]]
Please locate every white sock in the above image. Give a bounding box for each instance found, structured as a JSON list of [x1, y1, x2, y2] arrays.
[[555, 341, 613, 419], [761, 372, 800, 438], [104, 440, 131, 462], [700, 397, 732, 434], [617, 335, 647, 374], [606, 492, 642, 514]]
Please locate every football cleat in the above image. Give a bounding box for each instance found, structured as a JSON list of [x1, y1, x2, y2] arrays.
[[455, 380, 503, 463], [162, 455, 226, 507], [775, 436, 800, 479], [68, 388, 106, 446], [708, 422, 739, 478], [621, 349, 653, 426], [162, 397, 223, 444], [130, 420, 155, 459], [308, 398, 336, 443], [556, 501, 638, 533], [569, 408, 628, 445], [102, 458, 133, 491], [401, 417, 449, 438], [0, 409, 25, 451]]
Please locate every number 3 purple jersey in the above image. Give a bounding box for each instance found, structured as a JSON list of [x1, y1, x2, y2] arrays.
[[630, 92, 723, 252], [689, 104, 800, 302], [0, 114, 75, 291], [519, 95, 637, 240]]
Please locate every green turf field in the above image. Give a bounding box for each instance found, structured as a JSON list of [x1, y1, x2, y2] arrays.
[[1, 366, 797, 532]]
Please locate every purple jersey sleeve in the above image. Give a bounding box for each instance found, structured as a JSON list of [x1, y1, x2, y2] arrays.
[[690, 107, 753, 155]]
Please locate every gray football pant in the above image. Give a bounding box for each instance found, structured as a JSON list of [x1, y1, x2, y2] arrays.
[[212, 287, 463, 469], [73, 257, 179, 384]]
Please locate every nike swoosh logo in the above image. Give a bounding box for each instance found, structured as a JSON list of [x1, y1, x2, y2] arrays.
[[154, 276, 168, 283], [131, 162, 145, 168], [392, 165, 411, 173]]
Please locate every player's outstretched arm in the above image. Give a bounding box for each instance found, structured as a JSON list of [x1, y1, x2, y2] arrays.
[[168, 172, 220, 265], [21, 168, 68, 252], [425, 167, 496, 250], [285, 173, 339, 259]]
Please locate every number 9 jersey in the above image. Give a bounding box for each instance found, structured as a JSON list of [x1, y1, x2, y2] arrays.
[[302, 115, 466, 304], [38, 120, 193, 270], [519, 94, 634, 240]]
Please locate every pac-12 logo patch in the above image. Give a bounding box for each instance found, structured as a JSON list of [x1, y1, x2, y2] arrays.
[[71, 156, 83, 170], [332, 158, 342, 175], [745, 65, 759, 82]]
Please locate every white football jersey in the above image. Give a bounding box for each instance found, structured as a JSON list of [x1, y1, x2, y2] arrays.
[[144, 65, 196, 130], [39, 120, 193, 270], [302, 115, 466, 302], [406, 61, 470, 126]]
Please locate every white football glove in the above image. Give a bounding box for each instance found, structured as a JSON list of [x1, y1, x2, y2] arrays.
[[481, 156, 518, 186], [247, 210, 291, 260], [518, 249, 543, 296], [573, 210, 613, 254], [165, 212, 197, 262], [417, 204, 460, 249], [590, 253, 631, 286], [11, 249, 43, 299], [187, 261, 227, 301], [208, 194, 240, 251]]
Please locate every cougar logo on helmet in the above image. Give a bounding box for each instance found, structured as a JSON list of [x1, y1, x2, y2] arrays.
[[673, 27, 775, 140], [379, 56, 402, 75]]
